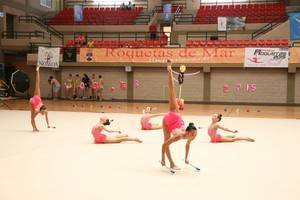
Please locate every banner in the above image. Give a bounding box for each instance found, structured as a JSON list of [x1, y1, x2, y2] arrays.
[[63, 47, 77, 62], [244, 48, 289, 68], [79, 48, 245, 63], [37, 47, 60, 68], [289, 12, 300, 40], [217, 17, 227, 31], [74, 5, 83, 22], [226, 17, 246, 31], [163, 4, 172, 22]]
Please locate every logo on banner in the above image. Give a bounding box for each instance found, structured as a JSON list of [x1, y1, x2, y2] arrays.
[[37, 47, 60, 68], [244, 48, 288, 68]]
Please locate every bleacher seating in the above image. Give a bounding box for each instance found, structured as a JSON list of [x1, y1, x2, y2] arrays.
[[194, 2, 286, 24], [185, 39, 289, 48], [49, 7, 143, 25]]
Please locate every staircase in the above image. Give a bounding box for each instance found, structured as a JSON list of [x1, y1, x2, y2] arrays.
[[18, 16, 64, 44], [251, 15, 289, 39]]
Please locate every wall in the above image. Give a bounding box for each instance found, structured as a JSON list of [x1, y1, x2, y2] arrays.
[[148, 0, 161, 11], [210, 68, 288, 104], [295, 70, 300, 103]]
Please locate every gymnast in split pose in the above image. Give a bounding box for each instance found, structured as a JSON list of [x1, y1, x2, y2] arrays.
[[92, 116, 142, 144], [161, 60, 197, 170], [208, 113, 255, 143], [29, 65, 51, 132], [140, 107, 165, 130]]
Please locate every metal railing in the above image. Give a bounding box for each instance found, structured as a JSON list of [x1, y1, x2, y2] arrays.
[[29, 42, 60, 53], [251, 15, 288, 39], [19, 16, 64, 43], [73, 31, 169, 41], [64, 0, 148, 9], [1, 31, 45, 39], [174, 14, 286, 24], [186, 31, 227, 40], [199, 0, 283, 6]]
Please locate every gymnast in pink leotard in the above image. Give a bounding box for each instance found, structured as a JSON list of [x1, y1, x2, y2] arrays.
[[29, 65, 51, 132], [92, 117, 142, 144], [208, 113, 255, 143], [140, 107, 165, 130], [160, 60, 198, 170]]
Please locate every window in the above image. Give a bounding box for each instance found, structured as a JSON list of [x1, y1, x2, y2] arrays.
[[40, 0, 52, 8]]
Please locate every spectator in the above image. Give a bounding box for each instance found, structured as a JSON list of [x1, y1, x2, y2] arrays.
[[65, 73, 74, 99], [82, 73, 91, 99], [48, 76, 61, 100], [74, 74, 81, 99], [98, 75, 104, 101]]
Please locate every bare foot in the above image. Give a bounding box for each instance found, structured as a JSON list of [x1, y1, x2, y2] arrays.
[[247, 138, 255, 142], [170, 165, 181, 170], [160, 160, 165, 166], [135, 138, 143, 143]]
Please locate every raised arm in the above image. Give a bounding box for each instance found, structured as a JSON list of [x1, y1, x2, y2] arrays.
[[167, 60, 179, 112]]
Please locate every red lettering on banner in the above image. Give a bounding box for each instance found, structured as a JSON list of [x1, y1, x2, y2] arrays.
[[117, 50, 125, 57], [144, 50, 152, 57], [188, 50, 196, 57], [166, 50, 173, 57], [203, 48, 217, 57], [106, 48, 115, 57]]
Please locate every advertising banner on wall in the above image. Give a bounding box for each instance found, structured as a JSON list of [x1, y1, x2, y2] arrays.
[[163, 4, 172, 22], [74, 5, 83, 22], [289, 12, 300, 40], [244, 48, 289, 68], [63, 47, 77, 62], [217, 17, 227, 31], [226, 17, 246, 30], [37, 47, 60, 68], [79, 48, 245, 63]]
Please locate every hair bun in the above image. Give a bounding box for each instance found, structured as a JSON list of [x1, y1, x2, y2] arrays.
[[219, 114, 222, 117], [188, 122, 194, 127]]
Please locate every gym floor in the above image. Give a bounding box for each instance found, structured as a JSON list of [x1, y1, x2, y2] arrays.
[[0, 100, 300, 200]]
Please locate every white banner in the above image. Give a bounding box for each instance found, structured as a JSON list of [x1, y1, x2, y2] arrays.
[[37, 47, 60, 68], [218, 17, 227, 31], [244, 48, 289, 68]]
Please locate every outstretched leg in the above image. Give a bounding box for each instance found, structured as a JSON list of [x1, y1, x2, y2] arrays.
[[104, 135, 142, 143], [150, 123, 162, 130], [167, 61, 179, 112], [220, 136, 255, 142], [34, 66, 41, 97]]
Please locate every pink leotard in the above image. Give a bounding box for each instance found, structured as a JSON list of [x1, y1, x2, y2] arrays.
[[141, 114, 152, 130], [208, 125, 222, 143], [163, 111, 185, 133], [29, 95, 43, 111], [91, 125, 107, 143]]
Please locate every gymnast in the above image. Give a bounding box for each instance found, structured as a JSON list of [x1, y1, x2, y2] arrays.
[[161, 60, 197, 170], [140, 107, 164, 130], [29, 65, 51, 132], [208, 113, 255, 143], [92, 117, 142, 144]]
